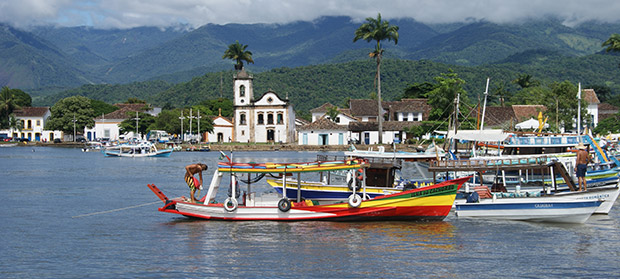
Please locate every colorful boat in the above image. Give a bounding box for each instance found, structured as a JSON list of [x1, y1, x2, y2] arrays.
[[147, 155, 469, 221], [344, 144, 445, 161]]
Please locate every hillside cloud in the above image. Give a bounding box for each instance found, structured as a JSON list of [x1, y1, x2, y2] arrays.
[[2, 0, 620, 29]]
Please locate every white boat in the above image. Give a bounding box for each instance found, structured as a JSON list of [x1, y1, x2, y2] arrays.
[[344, 144, 445, 161], [103, 141, 173, 157], [82, 141, 103, 152], [454, 198, 602, 224]]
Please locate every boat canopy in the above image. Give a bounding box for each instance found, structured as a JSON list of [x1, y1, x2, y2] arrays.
[[446, 129, 510, 142]]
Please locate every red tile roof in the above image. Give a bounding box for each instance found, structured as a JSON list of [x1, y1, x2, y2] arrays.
[[13, 107, 49, 117]]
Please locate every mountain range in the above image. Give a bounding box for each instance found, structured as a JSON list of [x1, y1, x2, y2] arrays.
[[2, 16, 619, 97]]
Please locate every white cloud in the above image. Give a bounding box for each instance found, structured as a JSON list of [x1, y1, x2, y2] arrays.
[[1, 0, 620, 29]]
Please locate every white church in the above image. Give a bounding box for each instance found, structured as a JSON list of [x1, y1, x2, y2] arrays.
[[232, 69, 296, 143]]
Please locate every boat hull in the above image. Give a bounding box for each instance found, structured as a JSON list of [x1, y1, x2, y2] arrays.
[[149, 176, 469, 222], [104, 149, 173, 157], [455, 199, 602, 224]]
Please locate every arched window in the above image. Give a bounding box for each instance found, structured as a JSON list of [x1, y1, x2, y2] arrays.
[[239, 85, 245, 97], [267, 113, 274, 125], [277, 113, 283, 124], [240, 113, 247, 125], [258, 113, 264, 125]]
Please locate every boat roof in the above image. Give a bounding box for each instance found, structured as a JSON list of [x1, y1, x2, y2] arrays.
[[217, 159, 366, 173]]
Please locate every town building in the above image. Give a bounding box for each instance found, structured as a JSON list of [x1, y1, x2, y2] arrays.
[[6, 107, 62, 141], [232, 69, 296, 143], [207, 109, 234, 143]]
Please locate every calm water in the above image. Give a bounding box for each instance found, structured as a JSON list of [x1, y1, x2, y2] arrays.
[[1, 146, 619, 278]]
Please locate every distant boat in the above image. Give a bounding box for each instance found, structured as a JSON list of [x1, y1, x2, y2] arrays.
[[103, 141, 173, 158]]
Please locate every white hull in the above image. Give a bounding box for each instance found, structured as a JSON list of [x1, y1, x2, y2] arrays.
[[455, 198, 601, 224]]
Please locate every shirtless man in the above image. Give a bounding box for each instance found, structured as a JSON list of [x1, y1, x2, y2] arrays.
[[575, 143, 589, 191], [185, 163, 208, 202]]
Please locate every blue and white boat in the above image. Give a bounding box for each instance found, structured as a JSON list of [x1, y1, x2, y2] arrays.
[[455, 198, 602, 224], [103, 141, 173, 158]]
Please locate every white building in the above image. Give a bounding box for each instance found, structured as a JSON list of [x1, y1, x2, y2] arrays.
[[298, 117, 350, 145], [4, 107, 63, 142], [207, 110, 234, 143], [233, 69, 296, 143], [85, 103, 154, 141]]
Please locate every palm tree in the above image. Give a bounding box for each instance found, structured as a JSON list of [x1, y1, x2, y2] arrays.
[[0, 86, 19, 128], [354, 13, 399, 144], [602, 34, 620, 52], [8, 114, 22, 137], [222, 41, 254, 70]]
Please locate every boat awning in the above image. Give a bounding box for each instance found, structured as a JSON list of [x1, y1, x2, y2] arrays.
[[446, 129, 510, 142], [515, 118, 549, 129]]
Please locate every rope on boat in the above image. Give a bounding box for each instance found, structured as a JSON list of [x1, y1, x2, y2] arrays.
[[71, 200, 162, 218]]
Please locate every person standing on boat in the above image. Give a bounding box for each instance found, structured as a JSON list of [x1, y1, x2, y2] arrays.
[[575, 143, 589, 191], [185, 163, 208, 203]]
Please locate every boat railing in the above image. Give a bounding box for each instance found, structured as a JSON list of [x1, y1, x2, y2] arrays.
[[429, 155, 555, 172], [507, 135, 582, 146]]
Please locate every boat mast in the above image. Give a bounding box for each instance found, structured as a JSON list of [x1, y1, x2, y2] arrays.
[[480, 78, 490, 130], [577, 82, 581, 136]]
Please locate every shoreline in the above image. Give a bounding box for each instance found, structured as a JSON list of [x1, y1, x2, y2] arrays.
[[12, 141, 426, 152]]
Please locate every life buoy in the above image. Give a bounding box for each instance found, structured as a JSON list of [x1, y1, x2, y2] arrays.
[[348, 194, 362, 208], [223, 197, 238, 212], [277, 198, 291, 212]]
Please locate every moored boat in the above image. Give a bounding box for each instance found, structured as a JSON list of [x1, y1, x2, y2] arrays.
[[147, 154, 469, 221], [103, 141, 173, 157]]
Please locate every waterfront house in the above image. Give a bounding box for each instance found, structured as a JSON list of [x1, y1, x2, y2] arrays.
[[10, 107, 62, 142], [207, 109, 234, 143]]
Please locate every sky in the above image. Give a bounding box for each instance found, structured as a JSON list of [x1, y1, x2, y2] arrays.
[[2, 0, 620, 29]]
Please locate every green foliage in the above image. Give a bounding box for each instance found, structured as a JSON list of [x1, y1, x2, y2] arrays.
[[326, 105, 340, 122], [539, 81, 587, 131], [10, 88, 31, 107], [400, 82, 436, 100], [199, 98, 233, 117], [90, 99, 118, 116], [45, 96, 95, 133], [602, 34, 620, 52], [37, 81, 173, 106], [427, 69, 468, 121], [594, 113, 620, 135], [0, 86, 20, 128], [119, 112, 155, 136], [222, 41, 254, 70]]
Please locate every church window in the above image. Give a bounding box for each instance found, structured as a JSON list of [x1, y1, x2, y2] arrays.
[[258, 113, 264, 125], [239, 85, 245, 97], [240, 113, 247, 125], [267, 113, 274, 125], [277, 113, 283, 124]]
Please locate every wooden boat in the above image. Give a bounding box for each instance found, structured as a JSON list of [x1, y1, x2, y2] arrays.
[[103, 141, 173, 157], [454, 198, 602, 224], [147, 155, 469, 221], [429, 155, 619, 218], [266, 158, 434, 202]]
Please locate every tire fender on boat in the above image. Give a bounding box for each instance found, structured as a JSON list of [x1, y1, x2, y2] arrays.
[[277, 198, 291, 212], [348, 194, 362, 208], [224, 197, 238, 212]]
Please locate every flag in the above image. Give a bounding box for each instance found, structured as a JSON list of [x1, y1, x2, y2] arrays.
[[219, 151, 230, 162]]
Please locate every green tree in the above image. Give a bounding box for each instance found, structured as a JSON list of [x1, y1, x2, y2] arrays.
[[0, 86, 20, 128], [512, 74, 540, 89], [45, 96, 95, 136], [119, 111, 155, 136], [593, 113, 620, 135], [490, 80, 511, 106], [354, 13, 399, 144], [200, 98, 233, 118], [540, 81, 586, 131], [8, 114, 22, 136], [326, 105, 340, 122], [11, 89, 31, 107], [90, 99, 119, 117], [400, 82, 436, 100], [222, 41, 254, 70], [427, 70, 468, 122], [602, 34, 620, 52]]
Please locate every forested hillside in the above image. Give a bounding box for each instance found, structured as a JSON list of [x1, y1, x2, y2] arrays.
[[38, 51, 620, 114], [3, 16, 619, 92]]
